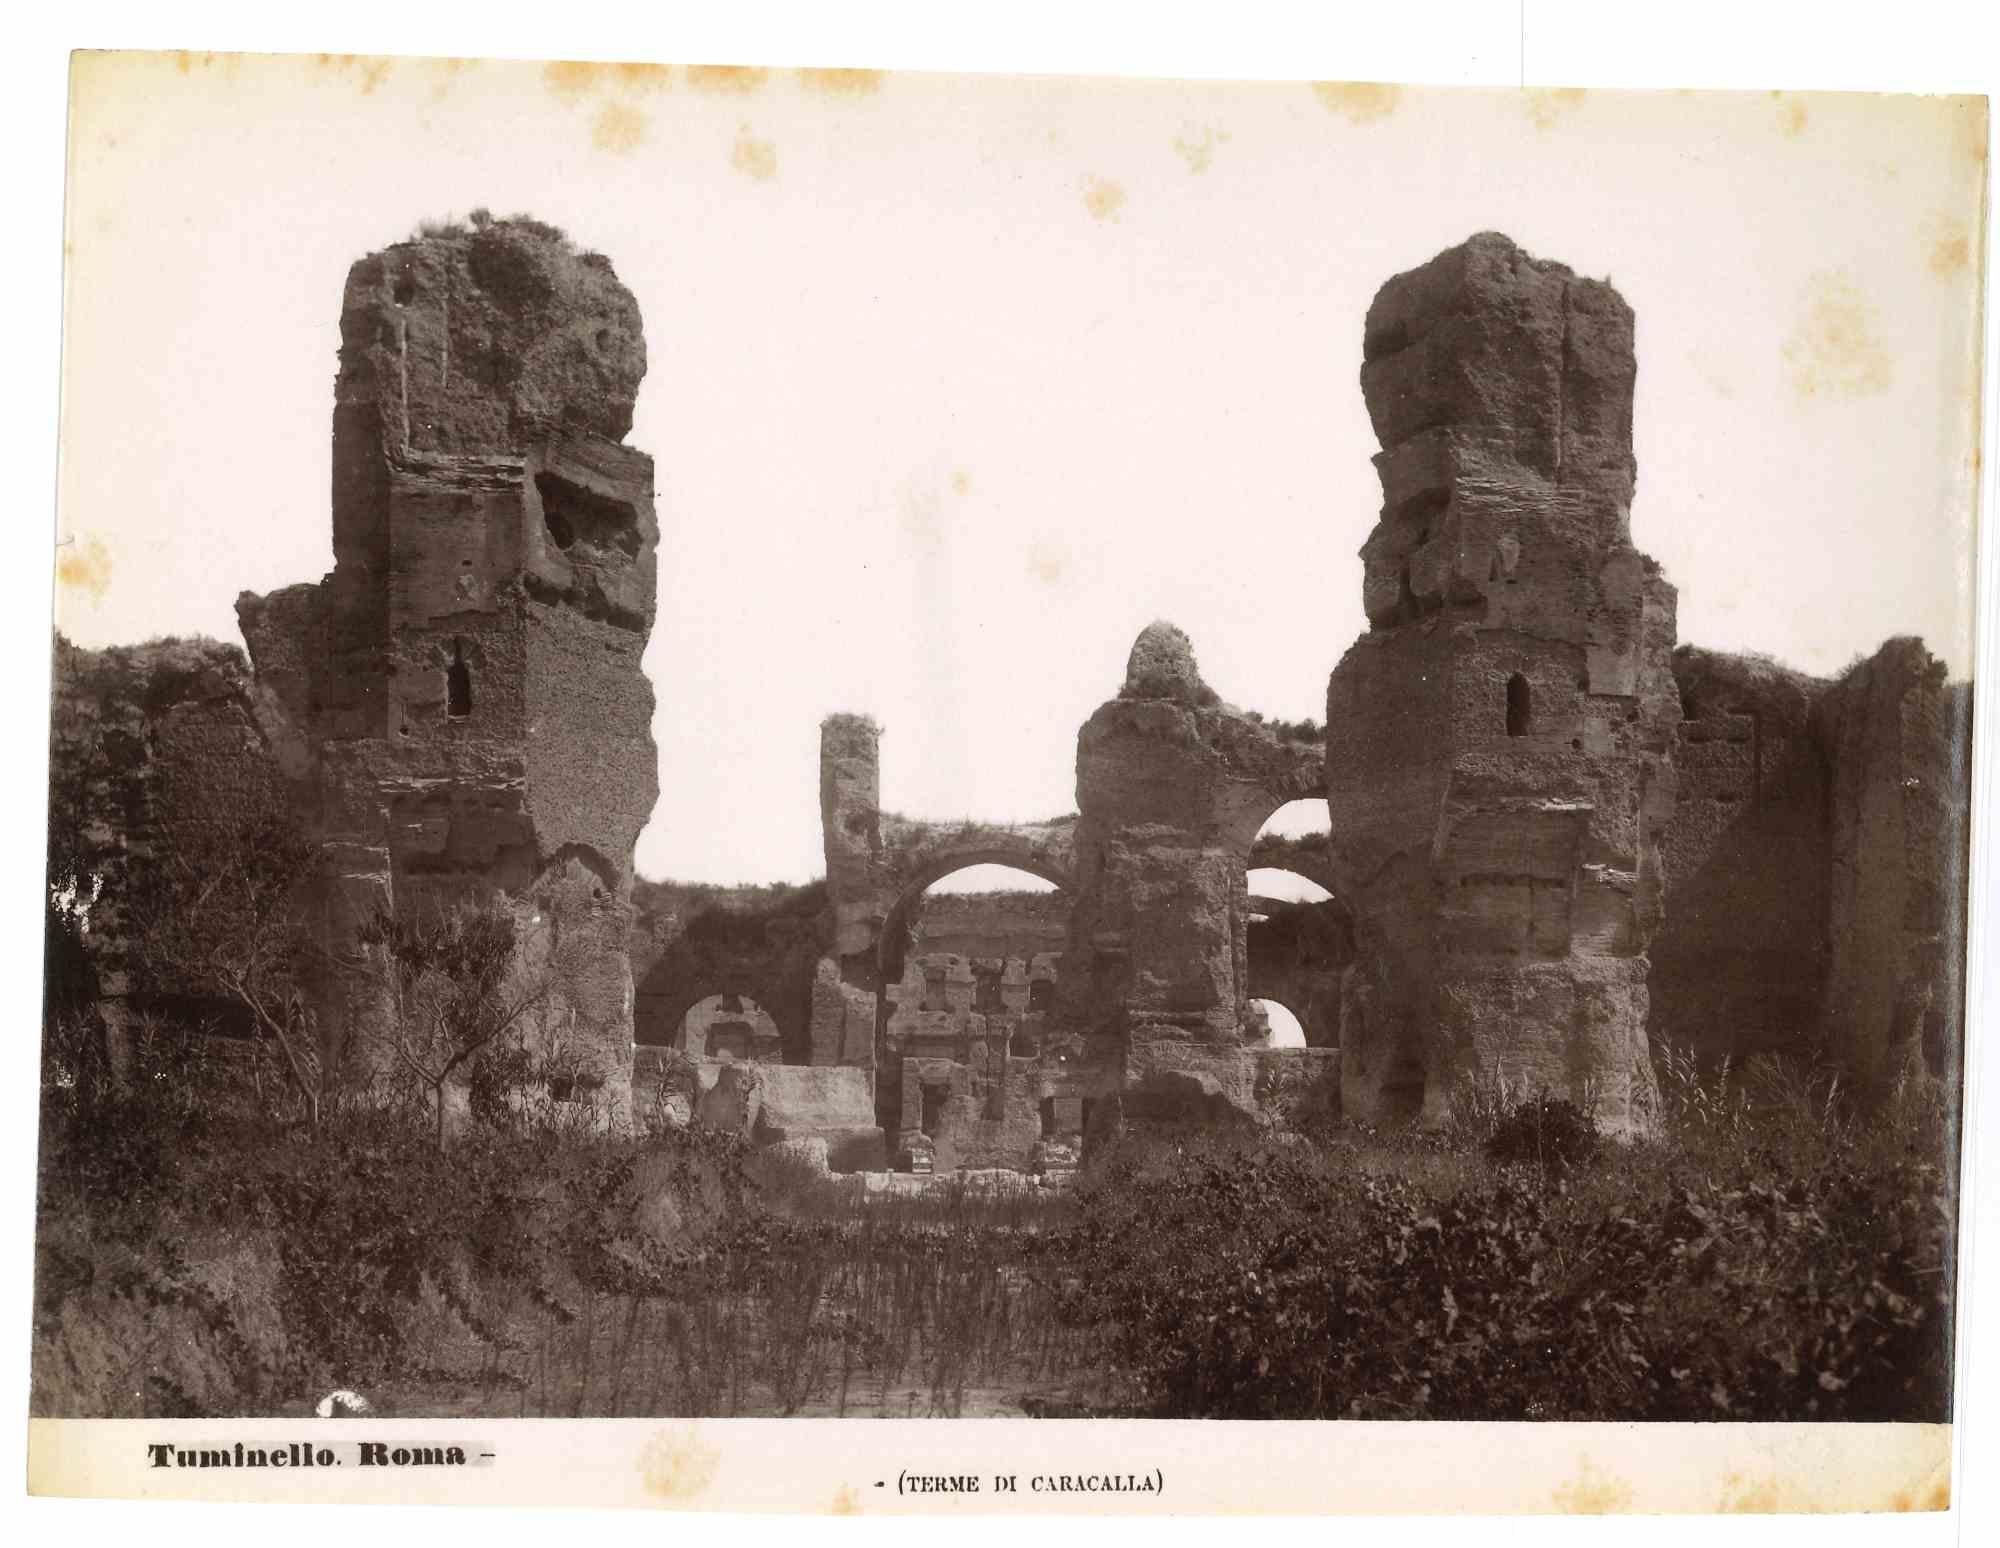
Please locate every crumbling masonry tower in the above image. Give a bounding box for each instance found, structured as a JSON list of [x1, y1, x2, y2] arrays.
[[1325, 234, 1681, 1133], [238, 218, 660, 1114]]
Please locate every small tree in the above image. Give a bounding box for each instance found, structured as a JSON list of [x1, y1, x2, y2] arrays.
[[359, 900, 571, 1149], [132, 796, 329, 1126]]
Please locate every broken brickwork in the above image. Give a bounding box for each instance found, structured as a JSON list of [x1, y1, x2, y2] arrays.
[[1324, 233, 1681, 1133], [44, 223, 1973, 1169], [237, 216, 658, 1118]]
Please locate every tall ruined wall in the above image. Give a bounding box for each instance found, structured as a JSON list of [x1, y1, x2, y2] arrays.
[[1066, 622, 1325, 1123], [46, 637, 290, 1052], [1324, 233, 1680, 1133], [1814, 639, 1970, 1096], [1651, 647, 1835, 1064], [238, 216, 657, 1118], [1650, 639, 1970, 1095]]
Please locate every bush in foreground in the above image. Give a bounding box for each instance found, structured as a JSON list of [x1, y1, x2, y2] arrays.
[[1042, 1118, 1953, 1421]]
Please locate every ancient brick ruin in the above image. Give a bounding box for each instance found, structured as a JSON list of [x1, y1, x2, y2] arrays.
[[49, 223, 1971, 1169], [1325, 233, 1680, 1133], [237, 215, 661, 1116]]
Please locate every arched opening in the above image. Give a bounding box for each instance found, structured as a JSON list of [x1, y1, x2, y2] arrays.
[[447, 640, 473, 719], [876, 861, 1071, 1138], [1506, 672, 1530, 737], [923, 863, 1062, 897], [1249, 867, 1335, 905], [1250, 998, 1308, 1049], [1245, 800, 1351, 1051]]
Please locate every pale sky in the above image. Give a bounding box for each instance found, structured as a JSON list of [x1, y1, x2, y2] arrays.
[[55, 55, 1987, 886]]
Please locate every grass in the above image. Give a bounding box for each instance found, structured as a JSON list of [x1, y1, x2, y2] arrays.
[[30, 1011, 1957, 1421]]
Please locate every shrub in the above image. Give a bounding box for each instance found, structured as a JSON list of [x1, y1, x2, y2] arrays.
[[1039, 1122, 1953, 1421], [1484, 1095, 1601, 1173]]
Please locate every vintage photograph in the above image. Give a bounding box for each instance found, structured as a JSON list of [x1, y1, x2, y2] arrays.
[[26, 39, 1988, 1507]]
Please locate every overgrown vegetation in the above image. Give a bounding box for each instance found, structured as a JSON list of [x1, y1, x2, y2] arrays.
[[359, 901, 583, 1149], [33, 1008, 1956, 1420], [1242, 710, 1325, 744]]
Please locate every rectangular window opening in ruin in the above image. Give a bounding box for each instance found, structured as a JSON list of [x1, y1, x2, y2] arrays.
[[921, 1082, 948, 1137], [447, 640, 472, 719], [1506, 673, 1531, 737], [922, 966, 950, 1013], [1039, 1097, 1056, 1137]]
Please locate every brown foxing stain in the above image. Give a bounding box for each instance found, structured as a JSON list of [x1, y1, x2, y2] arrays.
[[1952, 98, 1989, 165], [639, 1426, 718, 1500], [426, 57, 473, 103], [314, 55, 393, 95], [167, 51, 240, 82], [799, 68, 883, 97], [1716, 1469, 1809, 1512], [687, 64, 769, 94], [57, 536, 113, 606], [1773, 94, 1809, 138], [1550, 1456, 1633, 1514], [1082, 176, 1126, 221], [545, 60, 604, 101], [1925, 215, 1971, 276], [1172, 125, 1228, 174], [1783, 273, 1893, 400], [732, 128, 779, 181], [610, 63, 673, 93], [1027, 543, 1067, 585], [951, 470, 972, 497], [1312, 82, 1400, 124], [1524, 87, 1587, 130], [829, 1484, 861, 1515], [546, 61, 672, 103], [1888, 1463, 1951, 1511], [594, 103, 647, 154]]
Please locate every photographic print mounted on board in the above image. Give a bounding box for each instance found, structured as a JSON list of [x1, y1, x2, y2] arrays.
[[30, 48, 1986, 1514]]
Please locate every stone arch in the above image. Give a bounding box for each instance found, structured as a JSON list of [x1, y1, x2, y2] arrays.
[[1247, 997, 1309, 1049], [631, 889, 826, 1061], [1239, 795, 1341, 885], [876, 849, 1074, 987], [1243, 841, 1352, 1051], [872, 856, 1076, 1138]]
